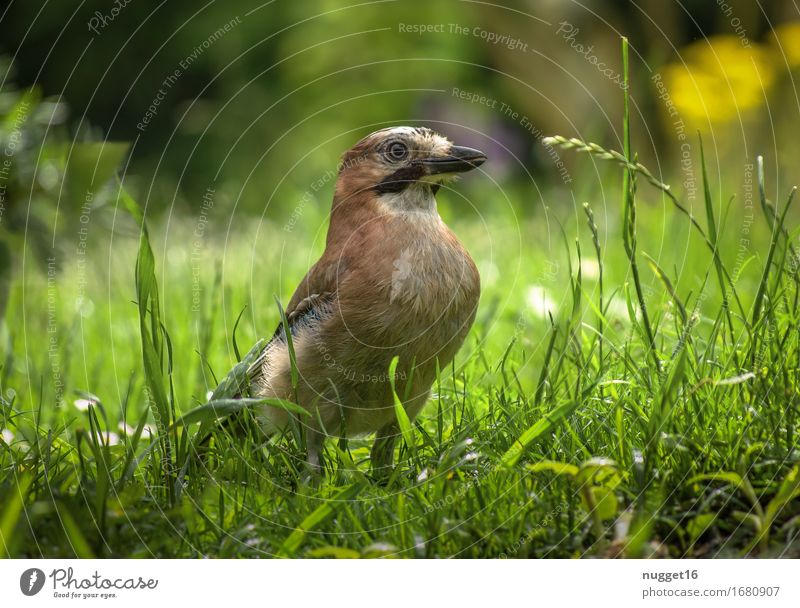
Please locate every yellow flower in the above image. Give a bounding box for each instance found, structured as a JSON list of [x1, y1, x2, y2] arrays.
[[770, 21, 800, 68], [662, 36, 776, 128]]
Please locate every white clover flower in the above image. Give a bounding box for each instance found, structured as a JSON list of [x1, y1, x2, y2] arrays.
[[526, 284, 557, 319], [580, 258, 600, 280], [94, 431, 120, 446], [73, 398, 95, 411]]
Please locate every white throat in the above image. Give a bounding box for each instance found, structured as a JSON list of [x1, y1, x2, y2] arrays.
[[377, 184, 438, 215]]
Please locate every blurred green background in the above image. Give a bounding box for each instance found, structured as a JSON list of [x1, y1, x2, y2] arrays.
[[3, 0, 800, 215]]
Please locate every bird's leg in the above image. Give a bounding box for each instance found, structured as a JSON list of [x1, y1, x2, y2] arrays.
[[370, 422, 399, 484], [304, 428, 325, 476]]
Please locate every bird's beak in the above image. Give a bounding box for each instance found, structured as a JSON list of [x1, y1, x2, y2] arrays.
[[420, 145, 487, 175]]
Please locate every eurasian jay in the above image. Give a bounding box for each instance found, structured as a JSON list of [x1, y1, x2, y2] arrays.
[[212, 126, 486, 476]]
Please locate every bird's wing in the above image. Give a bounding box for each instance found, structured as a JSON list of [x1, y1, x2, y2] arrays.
[[242, 258, 341, 389], [209, 294, 334, 400], [284, 254, 342, 315], [211, 257, 341, 400], [209, 338, 269, 400]]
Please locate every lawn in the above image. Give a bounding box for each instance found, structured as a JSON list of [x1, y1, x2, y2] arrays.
[[2, 47, 799, 559]]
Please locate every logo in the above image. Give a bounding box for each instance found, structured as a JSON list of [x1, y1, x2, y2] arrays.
[[20, 568, 45, 596]]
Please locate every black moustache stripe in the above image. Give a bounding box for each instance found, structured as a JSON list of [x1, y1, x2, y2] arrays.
[[373, 163, 426, 194]]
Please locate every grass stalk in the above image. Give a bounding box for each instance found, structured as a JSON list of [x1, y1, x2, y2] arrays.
[[620, 37, 660, 373]]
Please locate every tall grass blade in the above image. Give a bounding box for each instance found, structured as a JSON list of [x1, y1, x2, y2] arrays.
[[750, 165, 796, 364], [57, 502, 96, 558], [275, 297, 299, 401], [501, 399, 580, 467], [699, 137, 736, 344], [620, 38, 659, 373], [389, 356, 416, 457], [583, 202, 604, 367], [0, 474, 32, 558], [121, 185, 174, 502], [642, 252, 686, 325], [277, 482, 365, 557]]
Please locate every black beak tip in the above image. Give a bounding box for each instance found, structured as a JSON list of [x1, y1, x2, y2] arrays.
[[453, 145, 487, 168], [467, 153, 487, 169], [422, 145, 488, 174]]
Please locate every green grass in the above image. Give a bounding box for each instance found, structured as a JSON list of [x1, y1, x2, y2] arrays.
[[2, 42, 800, 558]]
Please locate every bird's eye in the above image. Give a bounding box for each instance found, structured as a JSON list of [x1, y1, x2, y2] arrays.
[[385, 140, 408, 161]]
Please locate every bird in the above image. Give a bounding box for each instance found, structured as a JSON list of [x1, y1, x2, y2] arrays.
[[210, 126, 486, 476]]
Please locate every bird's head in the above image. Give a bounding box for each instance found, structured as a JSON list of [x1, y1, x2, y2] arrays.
[[334, 126, 486, 212]]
